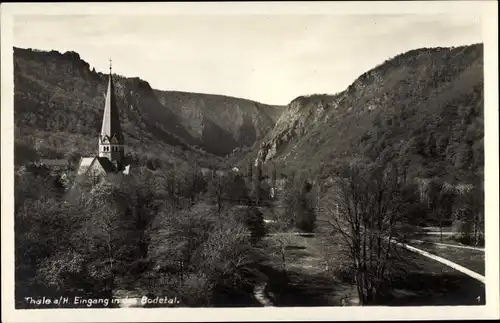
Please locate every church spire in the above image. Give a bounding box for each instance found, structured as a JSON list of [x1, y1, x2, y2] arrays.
[[98, 59, 125, 169]]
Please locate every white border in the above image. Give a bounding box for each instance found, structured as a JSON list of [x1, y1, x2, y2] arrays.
[[1, 1, 499, 322]]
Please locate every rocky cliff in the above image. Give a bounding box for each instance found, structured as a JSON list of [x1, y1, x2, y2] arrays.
[[251, 44, 484, 186], [153, 90, 284, 155]]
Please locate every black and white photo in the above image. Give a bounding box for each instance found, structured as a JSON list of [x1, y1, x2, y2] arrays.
[[1, 1, 499, 322]]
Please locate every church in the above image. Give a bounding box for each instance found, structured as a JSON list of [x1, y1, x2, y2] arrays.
[[75, 61, 130, 185]]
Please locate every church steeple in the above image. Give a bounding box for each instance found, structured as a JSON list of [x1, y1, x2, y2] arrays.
[[98, 59, 125, 170]]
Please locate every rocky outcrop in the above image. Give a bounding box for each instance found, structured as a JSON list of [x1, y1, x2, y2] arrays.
[[255, 94, 338, 164], [251, 44, 484, 188]]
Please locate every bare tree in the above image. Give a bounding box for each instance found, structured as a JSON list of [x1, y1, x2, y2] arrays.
[[207, 171, 229, 213], [268, 232, 296, 273], [321, 161, 411, 305], [148, 205, 264, 305], [76, 183, 138, 293], [199, 214, 264, 292], [453, 183, 484, 246]]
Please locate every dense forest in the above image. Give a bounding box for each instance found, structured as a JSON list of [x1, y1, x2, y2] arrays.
[[15, 161, 278, 308]]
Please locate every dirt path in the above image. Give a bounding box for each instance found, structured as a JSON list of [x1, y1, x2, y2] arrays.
[[254, 282, 274, 307], [410, 239, 485, 251], [393, 240, 485, 283]]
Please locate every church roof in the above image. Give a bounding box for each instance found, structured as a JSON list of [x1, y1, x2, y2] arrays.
[[76, 156, 131, 177], [100, 66, 123, 143], [95, 157, 118, 173], [77, 157, 96, 175]]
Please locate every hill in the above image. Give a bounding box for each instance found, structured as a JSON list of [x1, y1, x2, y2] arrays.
[[153, 90, 283, 155], [247, 44, 484, 187], [13, 47, 285, 169]]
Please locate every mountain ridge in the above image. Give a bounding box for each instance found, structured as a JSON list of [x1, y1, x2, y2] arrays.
[[246, 43, 483, 187], [13, 46, 285, 167]]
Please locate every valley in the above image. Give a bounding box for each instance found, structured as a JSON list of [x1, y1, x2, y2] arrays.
[[13, 43, 485, 309]]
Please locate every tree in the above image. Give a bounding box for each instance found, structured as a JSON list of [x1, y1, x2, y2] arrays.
[[236, 206, 265, 244], [268, 232, 296, 274], [147, 204, 264, 306], [247, 160, 253, 180], [14, 169, 84, 306], [295, 179, 317, 232], [271, 162, 277, 188], [272, 177, 296, 230], [207, 171, 229, 213], [198, 213, 265, 302], [320, 161, 412, 305], [428, 180, 456, 241], [452, 183, 484, 246], [15, 196, 84, 304], [147, 204, 215, 303], [251, 162, 262, 205], [72, 181, 141, 294], [276, 175, 317, 233], [226, 173, 250, 205]]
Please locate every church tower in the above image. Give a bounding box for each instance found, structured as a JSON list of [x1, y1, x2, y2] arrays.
[[98, 60, 125, 170]]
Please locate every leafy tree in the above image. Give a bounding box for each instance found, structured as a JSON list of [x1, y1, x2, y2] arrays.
[[295, 179, 317, 232], [247, 160, 253, 180], [251, 162, 262, 205], [277, 175, 317, 232], [224, 173, 250, 205], [238, 206, 266, 244]]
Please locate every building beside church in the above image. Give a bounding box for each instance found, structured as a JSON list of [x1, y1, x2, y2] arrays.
[[74, 62, 130, 186]]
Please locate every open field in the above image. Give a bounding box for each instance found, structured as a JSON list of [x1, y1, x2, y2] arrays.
[[384, 248, 485, 306], [260, 216, 486, 307], [261, 233, 358, 306]]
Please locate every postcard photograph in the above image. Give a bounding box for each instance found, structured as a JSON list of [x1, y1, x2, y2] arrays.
[[1, 1, 499, 322]]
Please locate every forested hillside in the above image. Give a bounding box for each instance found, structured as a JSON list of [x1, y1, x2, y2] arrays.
[[252, 44, 483, 187], [13, 47, 284, 169], [154, 90, 283, 155]]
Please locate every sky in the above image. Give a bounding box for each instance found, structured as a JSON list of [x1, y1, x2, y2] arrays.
[[13, 13, 483, 105]]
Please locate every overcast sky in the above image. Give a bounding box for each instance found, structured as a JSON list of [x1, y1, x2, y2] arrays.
[[13, 13, 482, 105]]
